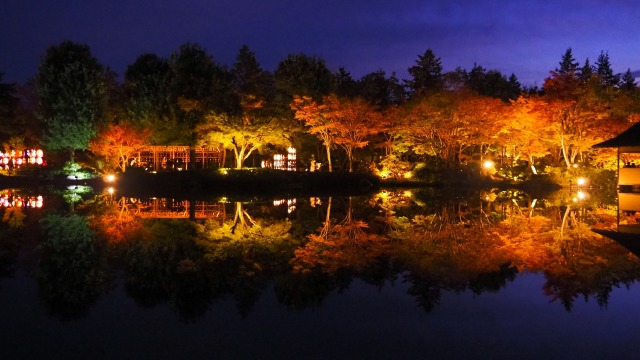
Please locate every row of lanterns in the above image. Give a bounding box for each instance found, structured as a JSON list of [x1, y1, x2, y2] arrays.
[[262, 147, 297, 171], [0, 149, 45, 168]]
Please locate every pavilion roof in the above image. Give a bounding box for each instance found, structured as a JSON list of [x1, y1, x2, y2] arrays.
[[592, 121, 640, 151]]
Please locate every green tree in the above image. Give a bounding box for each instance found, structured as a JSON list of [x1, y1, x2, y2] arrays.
[[357, 70, 405, 107], [231, 45, 273, 107], [556, 48, 579, 76], [274, 53, 333, 106], [36, 41, 107, 161], [169, 43, 232, 144], [0, 73, 19, 143], [578, 58, 594, 83], [125, 53, 176, 144], [620, 68, 637, 92], [595, 51, 620, 88], [406, 49, 444, 97], [197, 109, 290, 169]]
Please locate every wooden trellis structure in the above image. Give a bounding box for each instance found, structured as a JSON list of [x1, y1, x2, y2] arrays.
[[134, 146, 222, 172], [119, 198, 226, 220]]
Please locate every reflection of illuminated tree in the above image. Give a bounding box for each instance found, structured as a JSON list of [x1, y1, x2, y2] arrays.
[[293, 197, 390, 274], [2, 206, 26, 228], [38, 214, 107, 318], [90, 197, 143, 244], [198, 204, 296, 316]]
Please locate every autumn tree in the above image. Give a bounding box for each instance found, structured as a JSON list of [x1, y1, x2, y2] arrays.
[[324, 95, 387, 172], [89, 122, 152, 172], [291, 95, 337, 171], [501, 96, 554, 173], [36, 41, 107, 161], [198, 110, 288, 169]]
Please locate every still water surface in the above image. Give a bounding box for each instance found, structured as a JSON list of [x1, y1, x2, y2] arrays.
[[0, 186, 639, 359]]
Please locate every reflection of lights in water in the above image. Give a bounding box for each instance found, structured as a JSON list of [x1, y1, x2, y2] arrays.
[[0, 193, 44, 208], [273, 198, 296, 213], [108, 187, 115, 195]]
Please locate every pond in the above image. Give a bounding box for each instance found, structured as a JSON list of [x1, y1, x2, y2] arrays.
[[0, 185, 639, 359]]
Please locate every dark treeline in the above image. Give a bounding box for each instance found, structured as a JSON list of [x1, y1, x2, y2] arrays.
[[1, 44, 639, 180]]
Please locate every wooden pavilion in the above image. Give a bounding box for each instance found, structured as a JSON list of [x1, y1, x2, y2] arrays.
[[133, 145, 222, 172], [592, 121, 640, 235]]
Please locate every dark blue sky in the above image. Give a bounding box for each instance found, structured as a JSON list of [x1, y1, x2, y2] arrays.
[[2, 0, 639, 86]]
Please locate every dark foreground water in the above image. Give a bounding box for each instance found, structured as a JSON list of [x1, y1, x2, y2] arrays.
[[2, 270, 639, 359], [0, 186, 639, 359]]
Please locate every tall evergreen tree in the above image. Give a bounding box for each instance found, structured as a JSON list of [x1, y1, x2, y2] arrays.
[[620, 68, 637, 91], [555, 48, 579, 76], [406, 49, 444, 96], [595, 51, 620, 87], [36, 41, 107, 161], [231, 45, 272, 103], [334, 67, 358, 99], [578, 57, 594, 83]]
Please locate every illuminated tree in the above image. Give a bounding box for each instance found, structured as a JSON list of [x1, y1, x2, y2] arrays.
[[291, 95, 338, 172], [501, 96, 554, 173], [89, 122, 152, 172], [325, 95, 387, 172], [197, 109, 290, 169], [36, 41, 107, 161], [197, 45, 287, 169]]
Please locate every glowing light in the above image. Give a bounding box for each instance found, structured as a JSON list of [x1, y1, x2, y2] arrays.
[[108, 187, 115, 195], [577, 191, 585, 200], [403, 171, 413, 179], [573, 163, 579, 168], [576, 177, 587, 186], [105, 174, 116, 183], [483, 160, 494, 169]]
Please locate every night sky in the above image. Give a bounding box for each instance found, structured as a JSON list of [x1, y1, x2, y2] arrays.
[[2, 0, 639, 86]]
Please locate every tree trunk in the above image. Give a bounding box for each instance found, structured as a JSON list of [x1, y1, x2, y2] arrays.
[[325, 143, 332, 172]]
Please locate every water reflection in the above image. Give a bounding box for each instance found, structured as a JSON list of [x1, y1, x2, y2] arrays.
[[1, 186, 639, 320]]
